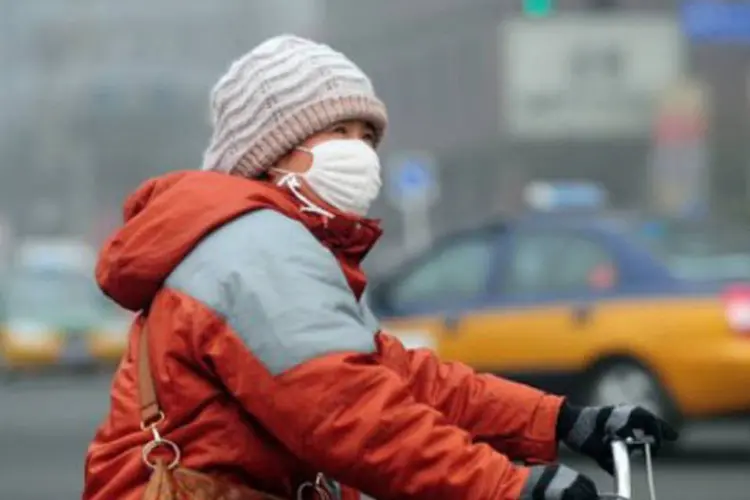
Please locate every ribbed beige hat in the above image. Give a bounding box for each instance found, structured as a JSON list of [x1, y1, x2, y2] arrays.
[[201, 35, 388, 178]]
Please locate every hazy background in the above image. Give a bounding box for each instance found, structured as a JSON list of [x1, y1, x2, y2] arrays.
[[2, 1, 750, 499], [4, 0, 750, 272]]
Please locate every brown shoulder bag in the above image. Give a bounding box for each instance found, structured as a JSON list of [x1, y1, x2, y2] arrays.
[[137, 324, 333, 500]]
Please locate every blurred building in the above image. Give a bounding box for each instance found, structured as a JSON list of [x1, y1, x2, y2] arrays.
[[324, 0, 750, 274], [0, 0, 323, 239], [1, 0, 750, 275]]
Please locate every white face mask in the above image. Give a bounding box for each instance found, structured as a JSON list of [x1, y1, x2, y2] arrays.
[[274, 139, 382, 217]]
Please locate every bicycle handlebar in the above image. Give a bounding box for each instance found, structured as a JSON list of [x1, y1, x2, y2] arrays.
[[601, 439, 656, 500], [611, 440, 632, 499]]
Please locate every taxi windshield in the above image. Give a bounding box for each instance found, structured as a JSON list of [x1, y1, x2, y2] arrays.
[[629, 221, 750, 283], [3, 267, 112, 325]]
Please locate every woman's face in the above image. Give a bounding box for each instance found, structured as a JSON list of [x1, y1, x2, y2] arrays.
[[268, 119, 377, 211], [272, 119, 377, 175]]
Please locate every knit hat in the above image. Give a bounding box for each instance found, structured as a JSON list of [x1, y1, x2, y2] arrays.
[[201, 35, 388, 177]]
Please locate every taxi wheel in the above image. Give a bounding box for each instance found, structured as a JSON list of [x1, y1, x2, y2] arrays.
[[582, 359, 681, 428]]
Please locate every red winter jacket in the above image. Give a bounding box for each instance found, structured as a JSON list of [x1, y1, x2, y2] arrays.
[[83, 171, 563, 500]]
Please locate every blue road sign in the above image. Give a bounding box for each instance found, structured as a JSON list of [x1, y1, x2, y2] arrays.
[[681, 1, 750, 44], [386, 153, 438, 208]]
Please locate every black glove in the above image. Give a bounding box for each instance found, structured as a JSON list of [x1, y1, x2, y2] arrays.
[[556, 401, 679, 474], [520, 464, 598, 500]]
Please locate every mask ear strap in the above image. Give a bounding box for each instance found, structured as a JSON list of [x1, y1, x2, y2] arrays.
[[274, 171, 334, 219], [300, 204, 334, 219]]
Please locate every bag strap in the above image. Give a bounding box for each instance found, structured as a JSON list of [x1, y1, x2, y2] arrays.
[[138, 323, 163, 428], [138, 320, 182, 471]]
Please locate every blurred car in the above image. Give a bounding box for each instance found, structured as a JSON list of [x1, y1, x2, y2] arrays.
[[369, 215, 750, 427], [0, 238, 130, 373]]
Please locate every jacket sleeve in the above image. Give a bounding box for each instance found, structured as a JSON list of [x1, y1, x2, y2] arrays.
[[165, 209, 532, 500], [376, 332, 563, 463]]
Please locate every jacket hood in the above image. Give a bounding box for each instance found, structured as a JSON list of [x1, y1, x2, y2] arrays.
[[97, 171, 382, 311], [96, 171, 302, 311]]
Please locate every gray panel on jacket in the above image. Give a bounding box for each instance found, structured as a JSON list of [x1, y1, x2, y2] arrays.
[[166, 209, 377, 375]]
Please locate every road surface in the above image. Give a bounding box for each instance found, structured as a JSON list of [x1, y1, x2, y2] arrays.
[[1, 373, 748, 499]]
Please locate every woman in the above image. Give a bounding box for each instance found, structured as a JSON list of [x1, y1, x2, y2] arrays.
[[83, 35, 676, 500]]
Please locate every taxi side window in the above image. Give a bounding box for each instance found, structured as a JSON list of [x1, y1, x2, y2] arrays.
[[390, 234, 495, 307], [504, 233, 616, 296]]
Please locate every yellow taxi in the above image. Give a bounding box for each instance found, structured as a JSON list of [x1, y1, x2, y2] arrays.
[[370, 216, 750, 426]]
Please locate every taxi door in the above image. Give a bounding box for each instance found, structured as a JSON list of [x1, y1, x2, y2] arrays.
[[436, 229, 619, 382], [377, 228, 506, 351]]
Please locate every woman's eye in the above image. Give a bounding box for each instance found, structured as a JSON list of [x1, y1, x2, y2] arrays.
[[363, 132, 376, 145], [331, 125, 348, 135]]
